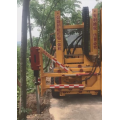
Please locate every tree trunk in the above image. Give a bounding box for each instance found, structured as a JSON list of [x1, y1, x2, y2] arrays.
[[28, 5, 33, 47], [20, 0, 30, 119]]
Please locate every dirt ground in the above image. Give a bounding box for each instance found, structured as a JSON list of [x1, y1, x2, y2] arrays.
[[27, 77, 52, 120], [26, 77, 102, 120], [26, 90, 52, 120]]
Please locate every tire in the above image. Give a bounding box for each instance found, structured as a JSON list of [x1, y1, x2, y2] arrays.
[[97, 90, 101, 96], [82, 7, 90, 57], [51, 77, 60, 98]]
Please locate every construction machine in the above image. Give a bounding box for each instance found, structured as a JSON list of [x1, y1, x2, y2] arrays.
[[30, 7, 102, 98]]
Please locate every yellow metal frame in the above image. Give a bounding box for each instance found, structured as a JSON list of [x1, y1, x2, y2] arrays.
[[38, 46, 101, 96], [63, 23, 84, 29], [55, 11, 64, 64], [89, 9, 98, 56], [37, 8, 102, 97]]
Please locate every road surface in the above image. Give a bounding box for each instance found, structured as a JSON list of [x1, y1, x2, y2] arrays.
[[49, 95, 102, 120]]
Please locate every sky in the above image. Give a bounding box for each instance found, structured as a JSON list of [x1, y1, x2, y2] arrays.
[[17, 0, 102, 41]]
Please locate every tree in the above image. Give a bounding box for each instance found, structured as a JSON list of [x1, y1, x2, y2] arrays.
[[20, 0, 30, 119], [29, 0, 82, 67], [30, 0, 81, 44]]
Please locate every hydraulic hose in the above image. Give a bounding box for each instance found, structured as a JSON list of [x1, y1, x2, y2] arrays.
[[80, 57, 98, 82], [72, 36, 82, 55], [81, 66, 97, 82], [63, 36, 68, 52], [67, 35, 82, 55]]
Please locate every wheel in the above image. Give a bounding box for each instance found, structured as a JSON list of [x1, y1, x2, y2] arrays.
[[51, 77, 60, 98], [97, 90, 101, 96], [82, 7, 90, 57]]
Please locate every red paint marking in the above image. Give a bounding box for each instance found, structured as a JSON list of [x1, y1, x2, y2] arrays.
[[56, 62, 60, 65], [64, 86, 69, 88], [53, 58, 57, 61], [54, 86, 59, 88]]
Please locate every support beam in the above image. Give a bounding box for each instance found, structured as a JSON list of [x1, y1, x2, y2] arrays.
[[55, 11, 64, 64], [92, 9, 98, 56], [63, 23, 84, 29], [43, 72, 99, 77]]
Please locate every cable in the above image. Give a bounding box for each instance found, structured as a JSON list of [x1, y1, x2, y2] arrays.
[[63, 34, 72, 55], [82, 66, 97, 82], [80, 57, 98, 82], [63, 36, 68, 52], [63, 57, 98, 84], [72, 36, 82, 55], [67, 35, 82, 55]]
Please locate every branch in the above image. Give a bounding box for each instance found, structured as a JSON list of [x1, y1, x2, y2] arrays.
[[36, 0, 59, 46]]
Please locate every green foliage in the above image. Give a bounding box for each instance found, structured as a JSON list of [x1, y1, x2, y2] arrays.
[[17, 37, 48, 100], [30, 0, 82, 42], [17, 0, 23, 6], [21, 107, 32, 114]]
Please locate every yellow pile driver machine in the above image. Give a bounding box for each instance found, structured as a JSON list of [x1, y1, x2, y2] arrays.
[[30, 7, 102, 98]]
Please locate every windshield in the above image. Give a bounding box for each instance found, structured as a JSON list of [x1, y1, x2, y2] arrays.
[[64, 29, 82, 47]]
